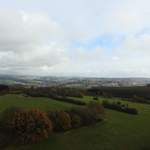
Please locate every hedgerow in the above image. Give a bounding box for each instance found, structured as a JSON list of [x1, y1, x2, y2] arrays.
[[102, 100, 138, 115]]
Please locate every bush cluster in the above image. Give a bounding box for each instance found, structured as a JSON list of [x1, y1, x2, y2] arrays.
[[102, 100, 138, 115], [0, 103, 105, 145], [0, 107, 52, 144], [67, 103, 105, 126], [50, 95, 86, 105], [48, 102, 104, 132], [47, 110, 71, 131]]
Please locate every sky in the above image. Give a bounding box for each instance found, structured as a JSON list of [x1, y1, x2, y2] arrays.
[[0, 0, 150, 77]]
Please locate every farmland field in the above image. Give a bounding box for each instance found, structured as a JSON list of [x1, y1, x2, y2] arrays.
[[1, 94, 150, 150]]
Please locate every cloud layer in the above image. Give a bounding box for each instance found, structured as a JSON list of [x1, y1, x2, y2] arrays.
[[0, 10, 68, 75], [0, 0, 150, 77]]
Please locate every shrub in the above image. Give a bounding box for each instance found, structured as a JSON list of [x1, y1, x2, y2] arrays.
[[102, 100, 138, 115], [0, 107, 23, 147], [48, 110, 71, 131], [66, 111, 81, 128], [71, 114, 81, 128], [87, 102, 105, 121], [47, 110, 58, 131], [57, 111, 71, 131], [69, 103, 105, 126], [1, 104, 105, 146], [69, 108, 92, 125], [125, 107, 138, 114], [50, 95, 86, 106], [1, 108, 53, 144], [0, 107, 23, 126]]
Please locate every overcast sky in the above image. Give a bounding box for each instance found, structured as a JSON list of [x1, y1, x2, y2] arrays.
[[0, 0, 150, 77]]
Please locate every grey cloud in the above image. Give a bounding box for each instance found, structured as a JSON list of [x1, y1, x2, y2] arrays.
[[0, 10, 68, 74]]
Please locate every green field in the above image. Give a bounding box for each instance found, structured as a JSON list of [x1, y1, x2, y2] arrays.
[[0, 94, 77, 112], [1, 94, 150, 150]]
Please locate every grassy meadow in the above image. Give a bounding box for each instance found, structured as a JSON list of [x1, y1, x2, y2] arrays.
[[0, 94, 150, 150], [0, 94, 77, 112]]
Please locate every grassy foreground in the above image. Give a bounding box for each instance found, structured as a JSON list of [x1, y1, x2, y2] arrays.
[[0, 95, 150, 150]]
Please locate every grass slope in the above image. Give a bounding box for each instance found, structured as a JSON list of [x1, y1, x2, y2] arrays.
[[3, 95, 150, 150], [0, 94, 76, 112]]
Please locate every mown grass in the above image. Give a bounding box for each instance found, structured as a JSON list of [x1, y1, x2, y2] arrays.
[[0, 94, 77, 113], [1, 95, 150, 150]]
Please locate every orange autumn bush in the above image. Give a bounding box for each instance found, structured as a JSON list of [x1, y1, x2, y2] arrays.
[[57, 110, 71, 131], [2, 108, 52, 144], [48, 110, 71, 131]]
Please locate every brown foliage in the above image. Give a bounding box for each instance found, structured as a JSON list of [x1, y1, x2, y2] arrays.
[[56, 110, 71, 131], [88, 102, 105, 120], [48, 110, 72, 131], [5, 108, 53, 144], [68, 102, 105, 126]]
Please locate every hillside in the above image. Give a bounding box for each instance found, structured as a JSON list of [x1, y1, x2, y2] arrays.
[[0, 95, 150, 150]]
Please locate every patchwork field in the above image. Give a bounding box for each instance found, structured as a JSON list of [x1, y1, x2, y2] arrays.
[[0, 94, 150, 150]]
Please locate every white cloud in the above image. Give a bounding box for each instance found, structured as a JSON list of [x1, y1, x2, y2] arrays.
[[0, 0, 150, 77], [0, 10, 68, 74]]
